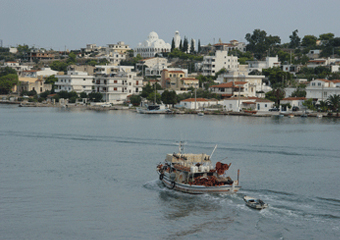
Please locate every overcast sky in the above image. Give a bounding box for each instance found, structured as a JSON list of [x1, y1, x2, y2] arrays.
[[1, 0, 340, 51]]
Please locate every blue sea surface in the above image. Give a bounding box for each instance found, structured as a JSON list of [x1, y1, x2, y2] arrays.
[[0, 105, 339, 239]]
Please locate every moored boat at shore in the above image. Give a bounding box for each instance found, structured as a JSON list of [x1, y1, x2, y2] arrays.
[[156, 143, 240, 194]]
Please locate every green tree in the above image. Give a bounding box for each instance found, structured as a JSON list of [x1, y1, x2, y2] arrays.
[[245, 29, 281, 60], [80, 92, 88, 98], [67, 52, 77, 64], [0, 67, 18, 94], [130, 94, 141, 106], [316, 100, 329, 112], [265, 88, 285, 106], [171, 38, 175, 52], [161, 90, 178, 106], [86, 60, 98, 66], [319, 33, 334, 41], [262, 67, 293, 88], [198, 39, 201, 53], [327, 94, 340, 112], [88, 92, 103, 102], [50, 61, 68, 72], [291, 88, 306, 97], [183, 37, 189, 52], [190, 39, 195, 53], [301, 35, 317, 48], [179, 39, 182, 51], [303, 98, 317, 111], [147, 91, 161, 104], [289, 29, 301, 48], [39, 90, 51, 99]]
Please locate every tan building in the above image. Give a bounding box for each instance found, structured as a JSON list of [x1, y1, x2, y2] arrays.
[[107, 41, 131, 54], [161, 69, 198, 90], [19, 76, 52, 94], [67, 65, 95, 75]]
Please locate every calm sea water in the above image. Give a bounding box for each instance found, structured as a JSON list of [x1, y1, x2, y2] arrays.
[[0, 104, 339, 239]]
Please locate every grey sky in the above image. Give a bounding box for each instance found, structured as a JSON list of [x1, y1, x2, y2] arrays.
[[1, 0, 340, 51]]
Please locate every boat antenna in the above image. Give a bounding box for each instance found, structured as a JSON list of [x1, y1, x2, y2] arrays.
[[210, 144, 218, 159], [176, 141, 186, 153]]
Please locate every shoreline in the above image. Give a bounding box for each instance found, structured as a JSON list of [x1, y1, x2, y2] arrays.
[[1, 101, 340, 118]]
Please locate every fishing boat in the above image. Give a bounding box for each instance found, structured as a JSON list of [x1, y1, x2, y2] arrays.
[[137, 104, 172, 114], [243, 196, 268, 210], [288, 114, 294, 118], [156, 143, 240, 194]]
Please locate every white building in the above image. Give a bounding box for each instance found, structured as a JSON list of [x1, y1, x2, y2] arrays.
[[209, 81, 254, 98], [93, 71, 143, 102], [21, 67, 58, 78], [215, 70, 268, 93], [134, 31, 171, 58], [93, 65, 134, 76], [201, 50, 239, 76], [179, 98, 222, 109], [213, 40, 246, 52], [3, 61, 33, 75], [141, 57, 170, 76], [306, 79, 340, 100], [247, 56, 280, 73], [280, 97, 306, 109], [223, 97, 274, 112], [55, 71, 94, 93]]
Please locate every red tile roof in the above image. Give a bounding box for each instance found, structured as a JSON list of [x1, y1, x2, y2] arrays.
[[315, 79, 331, 82], [243, 101, 256, 104], [210, 81, 247, 88], [181, 98, 208, 102], [282, 97, 306, 101]]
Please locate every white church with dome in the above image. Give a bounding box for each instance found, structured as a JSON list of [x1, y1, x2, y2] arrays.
[[134, 31, 171, 58]]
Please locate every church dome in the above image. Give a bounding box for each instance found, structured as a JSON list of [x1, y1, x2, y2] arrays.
[[148, 31, 159, 41]]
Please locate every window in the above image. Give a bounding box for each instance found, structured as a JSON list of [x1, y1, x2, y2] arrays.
[[324, 92, 327, 97], [114, 80, 117, 83], [83, 86, 86, 88], [312, 83, 315, 86], [318, 82, 321, 86], [265, 104, 267, 107], [114, 88, 117, 91]]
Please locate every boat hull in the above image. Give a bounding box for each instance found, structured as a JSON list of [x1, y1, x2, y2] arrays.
[[160, 174, 240, 194]]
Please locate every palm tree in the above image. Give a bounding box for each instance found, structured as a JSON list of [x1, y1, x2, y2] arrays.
[[327, 94, 340, 113], [316, 100, 329, 112]]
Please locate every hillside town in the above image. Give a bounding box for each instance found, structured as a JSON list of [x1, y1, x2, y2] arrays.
[[1, 29, 340, 116]]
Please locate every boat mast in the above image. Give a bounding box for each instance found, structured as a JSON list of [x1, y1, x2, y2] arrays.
[[210, 144, 218, 159]]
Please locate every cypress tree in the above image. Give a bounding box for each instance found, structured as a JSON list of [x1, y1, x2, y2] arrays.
[[179, 39, 182, 51], [183, 37, 189, 53], [190, 39, 195, 53], [171, 38, 175, 52], [198, 39, 201, 53]]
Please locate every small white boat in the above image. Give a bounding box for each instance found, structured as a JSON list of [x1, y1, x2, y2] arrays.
[[197, 112, 204, 116], [288, 114, 294, 118], [316, 114, 323, 118], [243, 196, 268, 210]]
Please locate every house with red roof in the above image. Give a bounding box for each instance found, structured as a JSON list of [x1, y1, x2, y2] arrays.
[[179, 98, 222, 109], [281, 97, 306, 110], [209, 81, 256, 98], [223, 97, 274, 112], [306, 79, 340, 100]]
